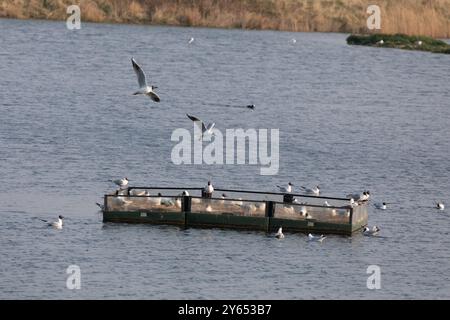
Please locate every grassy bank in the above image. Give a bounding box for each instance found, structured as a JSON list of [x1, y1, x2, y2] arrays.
[[1, 0, 450, 38], [347, 34, 450, 54]]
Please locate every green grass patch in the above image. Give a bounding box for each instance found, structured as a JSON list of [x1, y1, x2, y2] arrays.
[[347, 33, 450, 54]]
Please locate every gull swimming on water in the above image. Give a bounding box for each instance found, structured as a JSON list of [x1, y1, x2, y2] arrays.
[[363, 226, 380, 236], [374, 202, 387, 210], [275, 227, 285, 239], [41, 215, 64, 229], [301, 185, 320, 195], [277, 182, 293, 193], [96, 202, 105, 211], [188, 37, 195, 44], [308, 233, 326, 242], [186, 114, 215, 140], [131, 58, 160, 102], [436, 202, 445, 210]]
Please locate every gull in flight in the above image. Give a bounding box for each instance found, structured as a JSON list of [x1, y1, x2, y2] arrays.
[[40, 215, 64, 229], [188, 37, 195, 44], [301, 185, 320, 195], [186, 114, 215, 140], [275, 227, 285, 239], [277, 182, 293, 193], [112, 177, 129, 189], [131, 58, 160, 102], [436, 202, 445, 210], [308, 233, 326, 242]]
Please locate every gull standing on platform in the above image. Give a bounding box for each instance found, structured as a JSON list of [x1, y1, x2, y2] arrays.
[[112, 177, 129, 189], [204, 181, 214, 198]]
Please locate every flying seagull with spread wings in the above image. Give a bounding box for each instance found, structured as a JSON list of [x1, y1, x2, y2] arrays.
[[186, 114, 215, 140], [131, 58, 160, 102]]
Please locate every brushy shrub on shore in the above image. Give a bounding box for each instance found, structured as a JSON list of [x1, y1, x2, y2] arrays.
[[347, 33, 450, 54]]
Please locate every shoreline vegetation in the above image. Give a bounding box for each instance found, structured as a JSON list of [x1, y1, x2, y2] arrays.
[[347, 34, 450, 54], [1, 0, 450, 38]]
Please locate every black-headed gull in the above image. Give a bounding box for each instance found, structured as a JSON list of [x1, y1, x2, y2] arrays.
[[374, 202, 387, 210], [186, 114, 215, 140], [301, 185, 320, 195], [277, 182, 293, 193], [436, 202, 445, 210], [41, 215, 64, 229], [131, 58, 160, 102], [112, 177, 129, 188], [130, 189, 150, 196], [275, 227, 285, 239], [363, 226, 380, 236], [308, 233, 326, 242], [347, 191, 369, 202], [178, 190, 190, 197], [204, 181, 214, 194], [149, 193, 162, 206]]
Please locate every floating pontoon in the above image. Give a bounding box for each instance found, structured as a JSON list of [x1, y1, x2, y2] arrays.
[[102, 187, 368, 235]]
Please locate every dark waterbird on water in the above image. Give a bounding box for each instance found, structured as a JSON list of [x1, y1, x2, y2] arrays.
[[200, 102, 255, 110]]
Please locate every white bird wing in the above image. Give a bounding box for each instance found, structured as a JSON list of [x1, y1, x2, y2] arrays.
[[206, 123, 215, 132], [148, 91, 160, 102], [131, 58, 147, 89], [187, 114, 206, 132]]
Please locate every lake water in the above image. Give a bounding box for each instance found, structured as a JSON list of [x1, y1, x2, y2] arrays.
[[0, 18, 449, 299]]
